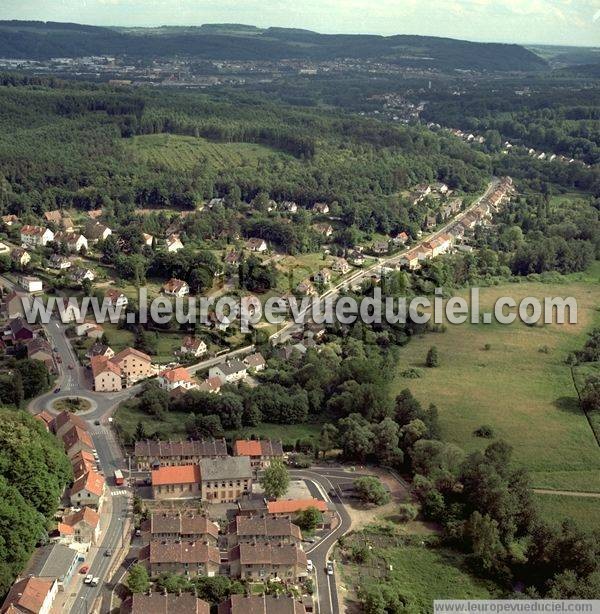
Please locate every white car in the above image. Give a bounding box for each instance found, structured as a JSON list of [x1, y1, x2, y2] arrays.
[[307, 560, 313, 573], [84, 575, 93, 585], [90, 577, 100, 587], [326, 560, 334, 575]]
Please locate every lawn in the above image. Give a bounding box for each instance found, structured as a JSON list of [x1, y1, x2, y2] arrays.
[[339, 532, 499, 612], [125, 134, 288, 172], [533, 493, 600, 533], [391, 263, 600, 492]]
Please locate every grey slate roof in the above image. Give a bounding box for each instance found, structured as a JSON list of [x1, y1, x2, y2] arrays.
[[199, 456, 252, 481]]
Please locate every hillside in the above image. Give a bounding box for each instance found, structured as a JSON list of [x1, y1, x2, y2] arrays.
[[0, 20, 548, 72]]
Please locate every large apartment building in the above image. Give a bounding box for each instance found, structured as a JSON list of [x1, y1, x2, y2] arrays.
[[134, 438, 228, 470]]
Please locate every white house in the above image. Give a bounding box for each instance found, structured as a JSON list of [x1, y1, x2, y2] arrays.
[[54, 231, 88, 253], [180, 336, 208, 358], [163, 278, 190, 297], [158, 367, 197, 392], [18, 275, 43, 293], [209, 360, 247, 384], [246, 238, 268, 253], [20, 225, 54, 248], [105, 289, 128, 308], [166, 234, 184, 253]]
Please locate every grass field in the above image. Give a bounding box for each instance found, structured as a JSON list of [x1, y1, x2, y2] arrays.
[[533, 493, 600, 533], [339, 533, 499, 612], [125, 134, 287, 172], [391, 263, 600, 492]]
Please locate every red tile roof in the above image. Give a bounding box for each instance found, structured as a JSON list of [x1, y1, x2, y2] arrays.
[[71, 471, 105, 497], [62, 506, 100, 529], [151, 464, 200, 486], [0, 577, 55, 613], [267, 499, 327, 514], [160, 367, 192, 383], [62, 425, 94, 452]]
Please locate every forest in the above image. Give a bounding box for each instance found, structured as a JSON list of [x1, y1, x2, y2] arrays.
[[0, 409, 73, 597], [0, 21, 548, 72]]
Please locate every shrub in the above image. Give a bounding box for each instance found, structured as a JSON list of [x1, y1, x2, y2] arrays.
[[473, 425, 495, 439]]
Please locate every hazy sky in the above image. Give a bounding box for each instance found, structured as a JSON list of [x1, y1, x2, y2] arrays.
[[2, 0, 600, 46]]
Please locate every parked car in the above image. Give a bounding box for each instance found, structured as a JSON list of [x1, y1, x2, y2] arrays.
[[84, 575, 93, 584], [53, 388, 60, 394], [326, 561, 334, 575], [94, 420, 100, 425], [79, 566, 89, 575], [307, 560, 313, 573]]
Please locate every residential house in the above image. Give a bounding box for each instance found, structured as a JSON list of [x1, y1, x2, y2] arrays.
[[48, 254, 72, 270], [208, 197, 226, 208], [227, 515, 301, 549], [218, 595, 306, 614], [243, 352, 266, 373], [122, 593, 210, 614], [165, 234, 184, 253], [134, 438, 228, 471], [54, 231, 88, 253], [151, 465, 201, 500], [233, 440, 284, 469], [143, 540, 220, 577], [246, 238, 268, 253], [180, 336, 207, 358], [111, 348, 154, 384], [27, 338, 54, 369], [27, 544, 79, 590], [62, 425, 94, 458], [147, 512, 219, 545], [18, 275, 43, 293], [91, 355, 122, 392], [7, 316, 35, 342], [69, 267, 95, 284], [85, 343, 114, 360], [87, 209, 103, 220], [105, 289, 128, 308], [0, 242, 8, 256], [1, 290, 26, 319], [158, 367, 196, 392], [280, 201, 298, 213], [142, 233, 154, 247], [11, 247, 31, 267], [70, 450, 96, 480], [53, 411, 88, 439], [76, 322, 104, 340], [422, 234, 453, 258], [311, 202, 330, 214], [434, 182, 450, 195], [162, 278, 190, 297], [228, 543, 308, 582], [60, 506, 101, 545], [69, 471, 105, 509], [400, 249, 422, 270], [312, 223, 333, 237], [224, 251, 241, 266], [1, 214, 18, 226], [20, 225, 54, 248], [34, 410, 54, 432], [393, 231, 409, 246], [84, 222, 111, 243], [348, 250, 365, 266], [199, 457, 252, 504], [43, 210, 63, 225], [371, 241, 389, 255], [313, 268, 331, 285], [209, 360, 247, 385], [0, 577, 58, 614], [331, 258, 350, 274], [197, 376, 222, 394]]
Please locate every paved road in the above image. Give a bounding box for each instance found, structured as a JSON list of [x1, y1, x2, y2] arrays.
[[270, 178, 501, 343], [291, 468, 354, 614]]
